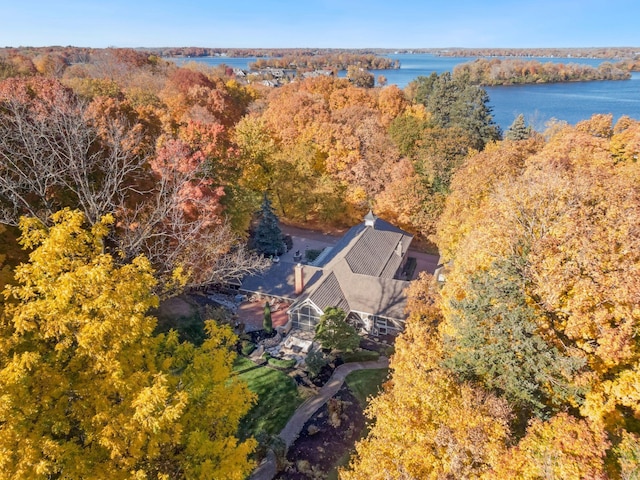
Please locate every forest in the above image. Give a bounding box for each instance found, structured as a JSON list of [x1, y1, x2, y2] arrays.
[[343, 113, 640, 479], [0, 46, 639, 478]]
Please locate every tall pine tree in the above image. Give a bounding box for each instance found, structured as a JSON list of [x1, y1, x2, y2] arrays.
[[250, 194, 285, 257], [505, 113, 533, 141]]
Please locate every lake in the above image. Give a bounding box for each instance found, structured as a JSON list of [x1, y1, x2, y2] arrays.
[[171, 54, 640, 131]]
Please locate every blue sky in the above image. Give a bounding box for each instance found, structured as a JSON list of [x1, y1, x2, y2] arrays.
[[2, 0, 638, 48]]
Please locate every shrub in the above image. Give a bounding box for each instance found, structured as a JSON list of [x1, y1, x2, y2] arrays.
[[305, 350, 328, 378], [263, 301, 273, 334], [304, 248, 323, 262], [268, 356, 297, 369], [241, 340, 256, 356], [341, 349, 380, 363]]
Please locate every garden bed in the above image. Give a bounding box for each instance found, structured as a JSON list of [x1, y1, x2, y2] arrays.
[[275, 386, 365, 480]]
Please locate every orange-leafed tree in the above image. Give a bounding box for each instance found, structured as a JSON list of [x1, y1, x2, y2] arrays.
[[342, 275, 512, 479]]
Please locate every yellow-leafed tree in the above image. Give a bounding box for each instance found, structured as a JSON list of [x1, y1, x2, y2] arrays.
[[488, 413, 609, 480], [0, 209, 255, 479], [341, 276, 512, 479]]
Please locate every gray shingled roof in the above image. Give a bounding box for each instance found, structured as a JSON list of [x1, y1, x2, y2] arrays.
[[306, 271, 350, 312], [240, 213, 414, 321], [315, 224, 365, 268], [296, 214, 413, 320], [239, 261, 322, 300]]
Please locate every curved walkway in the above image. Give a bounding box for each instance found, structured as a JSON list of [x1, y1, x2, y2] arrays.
[[250, 357, 390, 480]]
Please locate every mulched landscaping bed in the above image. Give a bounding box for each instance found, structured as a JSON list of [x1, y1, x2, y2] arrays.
[[274, 385, 366, 480]]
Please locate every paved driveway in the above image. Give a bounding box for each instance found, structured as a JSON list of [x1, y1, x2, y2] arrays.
[[279, 225, 338, 264]]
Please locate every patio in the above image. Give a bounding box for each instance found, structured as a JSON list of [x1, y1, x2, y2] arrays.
[[262, 328, 319, 367], [236, 296, 290, 332]]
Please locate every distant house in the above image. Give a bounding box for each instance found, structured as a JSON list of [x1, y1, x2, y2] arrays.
[[302, 70, 334, 79], [267, 68, 285, 78], [240, 212, 415, 336]]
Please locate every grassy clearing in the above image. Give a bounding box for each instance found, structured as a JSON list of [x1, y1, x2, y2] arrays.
[[345, 368, 389, 407], [235, 359, 302, 439], [267, 357, 297, 369], [233, 356, 257, 374], [154, 295, 206, 345]]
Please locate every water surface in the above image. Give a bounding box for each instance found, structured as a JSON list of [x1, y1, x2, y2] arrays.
[[171, 54, 640, 131]]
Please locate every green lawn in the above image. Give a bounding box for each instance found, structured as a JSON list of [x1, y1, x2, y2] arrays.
[[345, 368, 389, 406], [233, 356, 257, 373], [234, 357, 302, 439]]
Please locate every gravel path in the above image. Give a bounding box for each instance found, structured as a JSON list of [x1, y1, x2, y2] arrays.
[[249, 357, 390, 480]]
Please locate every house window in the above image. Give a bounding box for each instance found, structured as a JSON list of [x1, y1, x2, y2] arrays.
[[292, 305, 320, 331], [374, 316, 388, 336]]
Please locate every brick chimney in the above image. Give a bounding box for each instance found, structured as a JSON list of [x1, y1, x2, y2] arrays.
[[294, 263, 304, 295]]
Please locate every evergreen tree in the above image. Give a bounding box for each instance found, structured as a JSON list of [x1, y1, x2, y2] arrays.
[[263, 301, 273, 334], [251, 194, 285, 257], [505, 113, 533, 141], [443, 256, 585, 419], [409, 72, 501, 150]]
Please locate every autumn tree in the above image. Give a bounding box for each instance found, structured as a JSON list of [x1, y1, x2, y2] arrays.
[[116, 137, 267, 289], [346, 66, 374, 88], [0, 77, 146, 226], [434, 114, 640, 474], [489, 414, 609, 480], [376, 84, 408, 126], [343, 275, 512, 479], [0, 210, 256, 479], [434, 136, 544, 259], [232, 115, 277, 230], [0, 76, 266, 290], [350, 115, 640, 478]]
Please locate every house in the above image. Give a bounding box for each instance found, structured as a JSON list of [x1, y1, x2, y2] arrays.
[[240, 211, 415, 336]]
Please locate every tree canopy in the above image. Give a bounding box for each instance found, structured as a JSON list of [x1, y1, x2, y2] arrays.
[[345, 114, 640, 479], [0, 210, 256, 479], [314, 307, 360, 353]]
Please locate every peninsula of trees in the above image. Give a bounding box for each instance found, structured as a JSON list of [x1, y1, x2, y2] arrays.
[[249, 53, 399, 72], [454, 57, 631, 85]]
